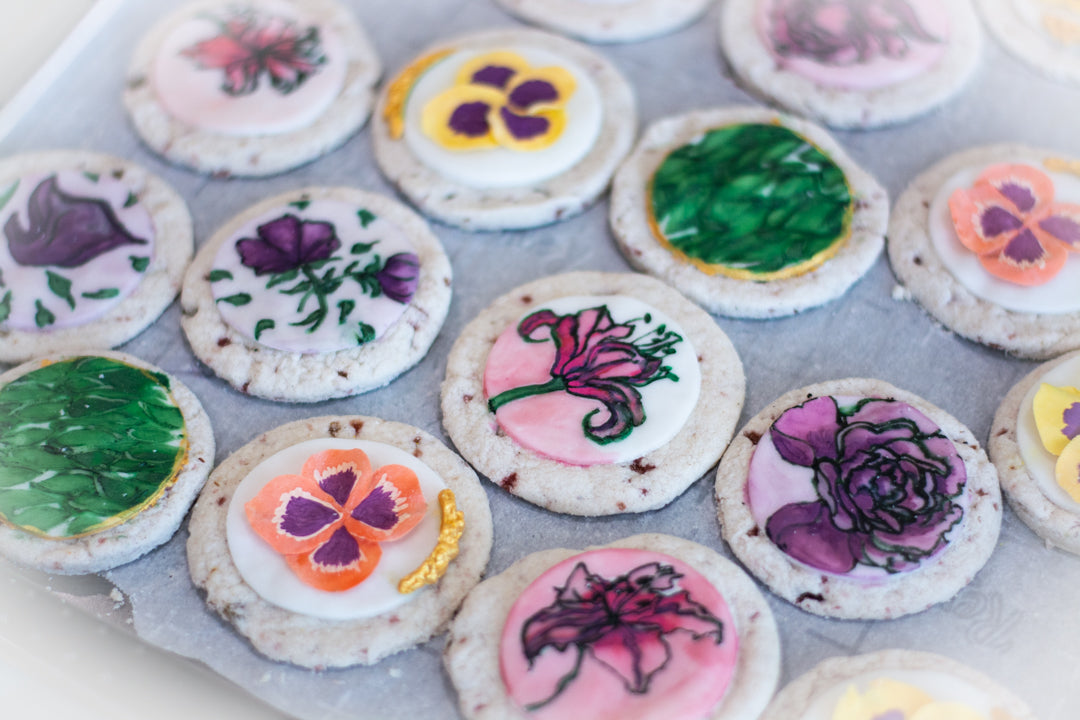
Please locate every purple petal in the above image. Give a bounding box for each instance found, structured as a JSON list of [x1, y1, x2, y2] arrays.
[[1064, 402, 1080, 440], [317, 468, 356, 507], [765, 501, 859, 574], [375, 252, 419, 304], [470, 64, 516, 89], [979, 206, 1023, 238], [508, 79, 558, 110], [448, 101, 492, 137], [279, 494, 340, 538], [1001, 228, 1047, 265], [1039, 214, 1080, 248], [351, 485, 398, 530], [499, 107, 550, 141], [588, 626, 669, 694], [311, 526, 361, 568], [771, 396, 844, 466], [997, 181, 1037, 212]]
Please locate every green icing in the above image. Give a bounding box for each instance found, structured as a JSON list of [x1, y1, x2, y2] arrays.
[[0, 357, 187, 539], [649, 123, 853, 278]]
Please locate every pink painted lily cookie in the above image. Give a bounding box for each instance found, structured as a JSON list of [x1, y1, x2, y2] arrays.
[[760, 650, 1035, 720], [989, 349, 1080, 555], [186, 415, 493, 668], [124, 0, 380, 176], [719, 0, 982, 129], [715, 378, 1002, 620], [978, 0, 1080, 84], [441, 271, 745, 516], [889, 145, 1080, 359], [373, 28, 636, 230], [492, 0, 714, 44], [445, 534, 780, 720], [180, 187, 451, 402], [0, 151, 192, 364]]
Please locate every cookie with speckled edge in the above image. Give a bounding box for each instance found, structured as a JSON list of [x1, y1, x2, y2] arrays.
[[441, 271, 744, 516], [492, 0, 714, 44], [124, 0, 380, 177], [889, 144, 1080, 360], [186, 415, 493, 669], [180, 187, 451, 403], [372, 28, 636, 230], [445, 533, 780, 720], [610, 106, 888, 318], [0, 351, 214, 575], [989, 349, 1080, 556], [719, 0, 982, 129], [715, 378, 1001, 620], [0, 151, 192, 364], [978, 0, 1080, 85], [760, 649, 1036, 720]]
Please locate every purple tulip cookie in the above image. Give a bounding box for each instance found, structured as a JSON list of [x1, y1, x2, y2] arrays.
[[715, 378, 1001, 620], [372, 28, 636, 230], [719, 0, 982, 129], [186, 415, 493, 668], [0, 151, 192, 364], [0, 351, 214, 575], [180, 187, 451, 402], [441, 271, 745, 516], [978, 0, 1080, 84], [492, 0, 714, 44], [124, 0, 380, 176], [445, 534, 780, 720]]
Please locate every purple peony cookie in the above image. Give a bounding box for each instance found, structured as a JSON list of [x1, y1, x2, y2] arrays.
[[715, 378, 1001, 620]]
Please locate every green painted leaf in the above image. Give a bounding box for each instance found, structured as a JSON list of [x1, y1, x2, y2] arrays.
[[289, 199, 311, 210], [83, 172, 100, 182], [350, 241, 377, 255], [34, 300, 55, 328], [0, 180, 18, 212], [46, 271, 76, 309], [130, 256, 150, 272], [357, 209, 377, 227], [123, 191, 138, 208], [82, 288, 120, 300], [207, 269, 233, 282], [338, 299, 355, 325], [356, 322, 376, 345], [217, 293, 252, 307], [266, 268, 299, 289], [0, 291, 11, 325], [254, 318, 275, 340]]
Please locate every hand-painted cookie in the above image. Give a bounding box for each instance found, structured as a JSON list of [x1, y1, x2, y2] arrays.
[[760, 650, 1036, 720], [715, 378, 1001, 620], [180, 187, 451, 402], [186, 415, 493, 668], [889, 145, 1080, 359], [610, 107, 888, 318], [719, 0, 982, 129], [492, 0, 713, 44], [0, 151, 192, 364], [445, 534, 780, 720], [0, 352, 214, 574], [442, 271, 745, 516], [989, 349, 1080, 555], [978, 0, 1080, 84], [372, 28, 636, 230], [123, 0, 380, 176]]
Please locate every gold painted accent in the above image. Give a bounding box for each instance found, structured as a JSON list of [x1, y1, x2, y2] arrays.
[[397, 489, 465, 594], [1044, 14, 1080, 45], [383, 49, 454, 140], [1043, 156, 1080, 176]]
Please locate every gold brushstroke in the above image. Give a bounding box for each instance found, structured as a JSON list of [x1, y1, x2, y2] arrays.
[[383, 49, 454, 140], [1043, 156, 1080, 176], [397, 489, 464, 594], [1044, 14, 1080, 45]]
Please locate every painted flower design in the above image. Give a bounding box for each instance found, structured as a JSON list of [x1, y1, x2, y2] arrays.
[[519, 561, 724, 711], [245, 448, 426, 592], [4, 175, 146, 268], [949, 164, 1080, 285], [181, 8, 325, 96], [422, 50, 576, 152], [765, 396, 967, 575], [1033, 383, 1080, 503], [767, 0, 941, 65], [833, 677, 986, 720], [375, 252, 420, 304], [237, 213, 340, 276], [487, 305, 682, 445]]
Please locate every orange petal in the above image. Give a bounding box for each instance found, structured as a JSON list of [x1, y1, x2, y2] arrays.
[[245, 474, 341, 556], [949, 183, 1019, 255], [345, 463, 428, 543], [977, 226, 1069, 285], [302, 449, 375, 511], [285, 527, 382, 592], [978, 163, 1056, 216]]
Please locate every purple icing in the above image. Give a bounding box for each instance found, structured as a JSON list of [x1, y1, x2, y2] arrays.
[[1039, 214, 1080, 247], [279, 495, 339, 538], [1063, 401, 1080, 440], [979, 206, 1023, 238], [317, 467, 356, 507], [873, 712, 905, 720], [311, 526, 361, 568], [375, 252, 419, 304], [997, 180, 1037, 213], [1001, 228, 1045, 264], [499, 107, 550, 141], [448, 101, 492, 137], [471, 64, 516, 89], [507, 79, 558, 110], [236, 214, 339, 276], [352, 484, 398, 530]]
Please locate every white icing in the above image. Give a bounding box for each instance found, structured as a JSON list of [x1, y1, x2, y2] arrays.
[[225, 438, 447, 621], [928, 163, 1080, 314], [0, 171, 154, 331], [402, 48, 603, 189], [210, 199, 416, 354], [799, 668, 1004, 720], [151, 0, 346, 136], [1016, 354, 1080, 513]]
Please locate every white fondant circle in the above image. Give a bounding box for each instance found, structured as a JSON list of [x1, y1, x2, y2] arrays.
[[1016, 353, 1080, 513], [225, 438, 447, 621]]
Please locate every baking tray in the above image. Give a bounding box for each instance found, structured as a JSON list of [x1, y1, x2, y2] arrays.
[[0, 0, 1077, 718]]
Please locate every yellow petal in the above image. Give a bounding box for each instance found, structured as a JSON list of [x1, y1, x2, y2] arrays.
[[420, 85, 503, 151], [863, 678, 935, 716], [832, 685, 875, 720], [1033, 383, 1080, 455], [505, 65, 577, 112], [911, 702, 987, 720], [490, 106, 566, 152], [454, 50, 531, 89], [1055, 434, 1080, 503]]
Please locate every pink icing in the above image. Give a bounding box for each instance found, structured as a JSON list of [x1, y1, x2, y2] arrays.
[[499, 548, 739, 720], [755, 0, 950, 90]]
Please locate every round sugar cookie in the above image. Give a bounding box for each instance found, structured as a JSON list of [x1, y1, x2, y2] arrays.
[[761, 649, 1036, 720], [989, 349, 1080, 555], [492, 0, 713, 44], [124, 0, 380, 177], [180, 187, 451, 402], [715, 378, 1001, 620], [978, 0, 1080, 84], [442, 271, 745, 516], [445, 533, 780, 720], [0, 352, 214, 575], [0, 151, 192, 364], [719, 0, 982, 129], [372, 28, 637, 230], [889, 144, 1080, 360], [610, 107, 888, 318], [186, 415, 494, 669]]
